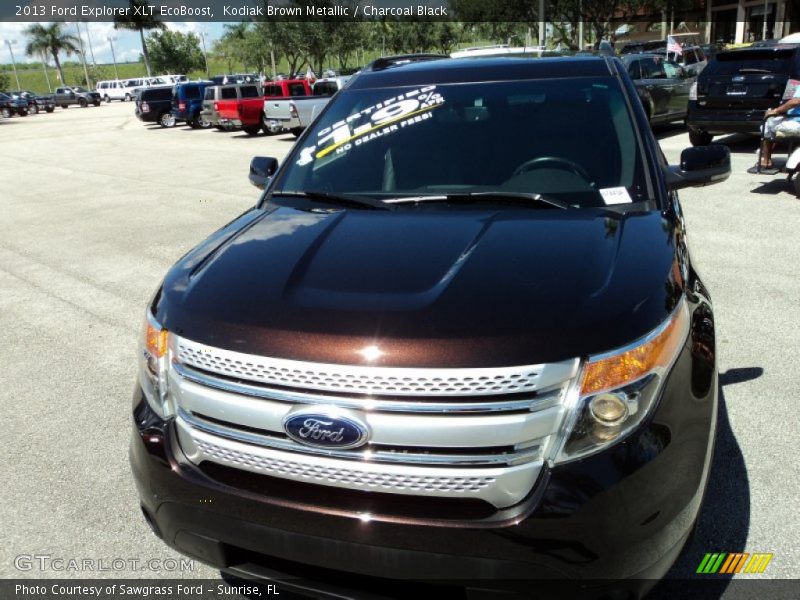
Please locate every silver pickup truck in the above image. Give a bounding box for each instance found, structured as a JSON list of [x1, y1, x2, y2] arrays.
[[263, 76, 350, 136]]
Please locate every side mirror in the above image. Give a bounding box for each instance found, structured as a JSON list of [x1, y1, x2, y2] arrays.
[[685, 67, 697, 77], [249, 156, 278, 189], [664, 145, 730, 190]]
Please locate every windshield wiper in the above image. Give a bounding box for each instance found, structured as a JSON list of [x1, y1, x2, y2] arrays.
[[384, 192, 572, 210], [270, 190, 393, 211]]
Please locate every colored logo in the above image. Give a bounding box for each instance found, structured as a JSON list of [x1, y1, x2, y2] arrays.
[[284, 410, 369, 450], [696, 552, 773, 574]]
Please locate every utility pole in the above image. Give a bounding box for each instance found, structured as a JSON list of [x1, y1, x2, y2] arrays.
[[199, 30, 210, 78], [270, 42, 276, 79], [762, 0, 769, 39], [74, 23, 91, 88], [84, 22, 97, 67], [578, 1, 584, 50], [4, 40, 21, 90], [107, 36, 120, 81]]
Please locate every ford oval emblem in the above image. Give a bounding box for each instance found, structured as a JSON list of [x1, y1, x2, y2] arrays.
[[732, 75, 745, 82], [283, 410, 369, 450]]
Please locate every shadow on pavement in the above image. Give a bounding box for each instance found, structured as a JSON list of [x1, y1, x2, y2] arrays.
[[653, 123, 688, 141], [649, 367, 762, 599]]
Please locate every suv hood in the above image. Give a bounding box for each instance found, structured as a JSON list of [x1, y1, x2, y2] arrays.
[[157, 206, 684, 367]]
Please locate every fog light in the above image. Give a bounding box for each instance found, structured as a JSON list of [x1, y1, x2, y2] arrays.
[[589, 393, 629, 426]]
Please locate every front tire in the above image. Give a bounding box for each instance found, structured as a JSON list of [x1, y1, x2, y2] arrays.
[[290, 127, 304, 137], [46, 106, 54, 113], [79, 98, 88, 108], [125, 93, 131, 102], [61, 104, 69, 109], [18, 109, 28, 117], [29, 104, 39, 115], [243, 124, 262, 135], [93, 100, 101, 107], [159, 112, 176, 128], [689, 130, 713, 146], [1, 107, 11, 118]]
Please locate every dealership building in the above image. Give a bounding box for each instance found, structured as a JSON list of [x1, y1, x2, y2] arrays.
[[707, 0, 798, 43]]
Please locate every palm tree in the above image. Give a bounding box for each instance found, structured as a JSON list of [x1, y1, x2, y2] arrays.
[[24, 23, 80, 86], [114, 0, 165, 76]]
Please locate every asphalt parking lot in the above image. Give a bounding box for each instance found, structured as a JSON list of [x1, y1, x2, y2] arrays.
[[1, 102, 798, 588]]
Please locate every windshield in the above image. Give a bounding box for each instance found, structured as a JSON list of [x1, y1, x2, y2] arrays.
[[275, 78, 649, 209]]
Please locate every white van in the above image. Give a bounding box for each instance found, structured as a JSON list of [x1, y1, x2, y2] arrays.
[[96, 80, 129, 102]]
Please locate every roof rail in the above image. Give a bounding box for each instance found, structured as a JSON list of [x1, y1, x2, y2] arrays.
[[365, 54, 449, 72]]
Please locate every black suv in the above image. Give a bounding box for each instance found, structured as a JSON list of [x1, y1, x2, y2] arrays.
[[132, 55, 729, 598], [687, 44, 800, 145], [0, 91, 29, 117], [134, 86, 175, 127]]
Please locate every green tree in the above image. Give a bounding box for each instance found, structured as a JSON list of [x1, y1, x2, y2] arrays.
[[0, 71, 9, 91], [23, 23, 80, 86], [114, 0, 165, 76], [145, 30, 205, 75]]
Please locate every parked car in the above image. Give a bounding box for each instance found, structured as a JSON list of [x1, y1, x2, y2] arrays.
[[653, 45, 708, 75], [96, 79, 137, 102], [261, 78, 314, 134], [134, 86, 175, 127], [12, 91, 54, 114], [200, 85, 224, 128], [687, 43, 800, 145], [54, 86, 101, 108], [132, 54, 729, 598], [622, 53, 696, 124], [170, 81, 214, 128], [267, 76, 350, 137], [0, 91, 28, 117], [214, 83, 266, 135]]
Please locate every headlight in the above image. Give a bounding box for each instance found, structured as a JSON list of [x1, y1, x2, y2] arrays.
[[552, 298, 690, 464], [139, 311, 173, 418]]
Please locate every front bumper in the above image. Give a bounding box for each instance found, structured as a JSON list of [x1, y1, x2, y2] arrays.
[[130, 333, 717, 597]]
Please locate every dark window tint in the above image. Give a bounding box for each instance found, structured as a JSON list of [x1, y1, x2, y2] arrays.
[[640, 58, 665, 79], [146, 87, 173, 101], [313, 82, 338, 96], [220, 87, 238, 99], [288, 83, 308, 96], [707, 49, 796, 76], [627, 60, 642, 80], [240, 85, 260, 98], [684, 49, 698, 65], [265, 85, 281, 96], [185, 86, 201, 100], [204, 87, 216, 100]]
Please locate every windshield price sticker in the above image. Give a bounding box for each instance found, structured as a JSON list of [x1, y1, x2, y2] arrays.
[[296, 87, 445, 166], [599, 187, 633, 205]]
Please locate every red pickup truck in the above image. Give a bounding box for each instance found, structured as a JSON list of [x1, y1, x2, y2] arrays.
[[215, 79, 311, 135]]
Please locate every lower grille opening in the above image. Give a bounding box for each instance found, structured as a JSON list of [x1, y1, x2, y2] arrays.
[[224, 547, 470, 600], [200, 462, 498, 521]]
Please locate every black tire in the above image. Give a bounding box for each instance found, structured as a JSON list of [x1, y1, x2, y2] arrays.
[[159, 111, 176, 128], [290, 127, 304, 138], [104, 95, 110, 103], [192, 113, 212, 129], [124, 93, 131, 102], [689, 130, 713, 146], [18, 109, 28, 117], [61, 104, 69, 109], [93, 100, 101, 107], [1, 107, 11, 118], [29, 104, 39, 115], [793, 174, 800, 199], [243, 124, 262, 135], [46, 106, 54, 113], [79, 98, 88, 108]]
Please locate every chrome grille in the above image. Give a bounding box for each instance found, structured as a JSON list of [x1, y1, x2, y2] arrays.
[[176, 337, 576, 397], [170, 334, 577, 508]]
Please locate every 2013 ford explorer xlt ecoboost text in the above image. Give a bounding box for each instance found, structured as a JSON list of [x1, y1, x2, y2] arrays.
[[131, 56, 730, 598]]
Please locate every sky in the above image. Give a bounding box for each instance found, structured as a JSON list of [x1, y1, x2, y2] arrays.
[[0, 21, 228, 66]]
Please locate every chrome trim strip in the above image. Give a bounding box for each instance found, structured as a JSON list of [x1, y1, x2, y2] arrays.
[[173, 335, 579, 398], [178, 409, 543, 466], [172, 362, 564, 414]]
